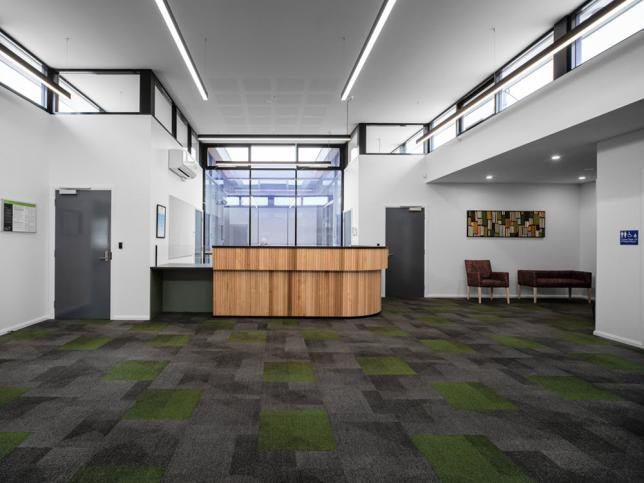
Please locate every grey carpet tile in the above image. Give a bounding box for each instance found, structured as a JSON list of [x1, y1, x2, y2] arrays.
[[0, 298, 642, 481]]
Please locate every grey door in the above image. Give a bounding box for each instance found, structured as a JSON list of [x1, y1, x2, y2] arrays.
[[55, 190, 111, 319], [386, 207, 424, 299]]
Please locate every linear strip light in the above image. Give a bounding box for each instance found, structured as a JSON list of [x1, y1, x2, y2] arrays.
[[153, 0, 208, 101], [341, 0, 398, 101], [416, 0, 634, 145], [0, 43, 71, 99], [198, 136, 351, 144], [213, 163, 332, 169]]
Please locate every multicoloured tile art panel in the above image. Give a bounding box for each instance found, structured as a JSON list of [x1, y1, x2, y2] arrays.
[[467, 210, 545, 238]]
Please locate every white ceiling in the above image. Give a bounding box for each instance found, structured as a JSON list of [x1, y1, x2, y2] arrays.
[[433, 99, 644, 184], [0, 0, 581, 134]]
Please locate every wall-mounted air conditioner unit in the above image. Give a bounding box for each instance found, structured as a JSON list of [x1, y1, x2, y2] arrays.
[[168, 149, 198, 180]]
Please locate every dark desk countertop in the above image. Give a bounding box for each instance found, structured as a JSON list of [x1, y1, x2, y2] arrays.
[[151, 264, 211, 271]]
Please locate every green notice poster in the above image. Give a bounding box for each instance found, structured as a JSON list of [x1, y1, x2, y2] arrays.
[[2, 199, 37, 233]]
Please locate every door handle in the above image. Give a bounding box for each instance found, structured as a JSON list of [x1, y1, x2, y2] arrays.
[[99, 250, 112, 262]]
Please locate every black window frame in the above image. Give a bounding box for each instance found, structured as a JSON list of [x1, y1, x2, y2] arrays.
[[202, 141, 346, 251]]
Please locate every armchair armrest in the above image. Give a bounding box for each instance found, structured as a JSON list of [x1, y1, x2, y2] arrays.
[[517, 270, 536, 286], [466, 272, 482, 286], [489, 271, 509, 285]]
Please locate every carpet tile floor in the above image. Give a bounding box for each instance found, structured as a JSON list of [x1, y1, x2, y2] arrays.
[[0, 298, 643, 482]]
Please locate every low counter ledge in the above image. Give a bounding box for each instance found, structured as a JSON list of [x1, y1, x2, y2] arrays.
[[150, 264, 213, 317]]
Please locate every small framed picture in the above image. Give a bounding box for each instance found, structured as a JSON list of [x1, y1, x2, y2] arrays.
[[156, 204, 166, 239]]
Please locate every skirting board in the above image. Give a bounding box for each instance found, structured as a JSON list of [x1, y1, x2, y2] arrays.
[[0, 315, 50, 337], [593, 330, 643, 349], [111, 315, 150, 321], [425, 293, 593, 300]]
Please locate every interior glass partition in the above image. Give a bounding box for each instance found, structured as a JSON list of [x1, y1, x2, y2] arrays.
[[250, 170, 296, 246], [204, 143, 344, 248], [296, 170, 342, 246]]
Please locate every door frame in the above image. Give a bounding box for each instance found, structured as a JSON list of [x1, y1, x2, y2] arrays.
[[49, 185, 114, 319], [384, 204, 427, 298]]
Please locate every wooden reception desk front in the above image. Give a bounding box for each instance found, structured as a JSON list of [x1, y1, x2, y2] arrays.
[[212, 246, 388, 317]]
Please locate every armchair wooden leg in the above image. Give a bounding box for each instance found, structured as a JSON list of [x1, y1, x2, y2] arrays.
[[568, 287, 572, 299], [477, 287, 482, 304], [505, 287, 510, 304], [587, 288, 592, 304], [533, 287, 538, 304], [517, 284, 521, 300], [466, 286, 470, 301], [490, 287, 494, 301]]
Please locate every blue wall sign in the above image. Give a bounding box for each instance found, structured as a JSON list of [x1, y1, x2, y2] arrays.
[[620, 230, 639, 246]]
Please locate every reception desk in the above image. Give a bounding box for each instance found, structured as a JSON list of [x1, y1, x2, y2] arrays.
[[212, 246, 388, 317]]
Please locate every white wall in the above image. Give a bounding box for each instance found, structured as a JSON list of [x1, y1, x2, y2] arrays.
[[351, 154, 593, 298], [579, 182, 597, 280], [1, 93, 202, 329], [596, 129, 644, 347], [343, 156, 360, 246], [149, 120, 202, 266], [49, 116, 153, 320], [0, 92, 52, 332], [425, 29, 644, 181]]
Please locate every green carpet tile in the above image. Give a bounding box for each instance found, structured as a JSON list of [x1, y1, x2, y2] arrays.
[[412, 434, 531, 483], [60, 336, 110, 351], [528, 375, 621, 401], [549, 317, 595, 330], [357, 356, 416, 376], [148, 334, 190, 348], [0, 387, 29, 406], [258, 409, 336, 451], [420, 339, 475, 353], [268, 319, 300, 328], [202, 319, 236, 330], [104, 360, 169, 381], [419, 315, 451, 325], [124, 389, 203, 420], [491, 335, 546, 350], [229, 330, 267, 344], [129, 322, 170, 332], [71, 466, 165, 483], [302, 329, 340, 341], [432, 382, 516, 411], [368, 326, 409, 337], [0, 298, 641, 481], [0, 432, 29, 460], [573, 352, 644, 371], [0, 328, 52, 341], [264, 361, 315, 383], [557, 332, 611, 345]]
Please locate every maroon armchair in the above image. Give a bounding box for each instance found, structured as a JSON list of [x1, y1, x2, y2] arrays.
[[465, 260, 510, 304]]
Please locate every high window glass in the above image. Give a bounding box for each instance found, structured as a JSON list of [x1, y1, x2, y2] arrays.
[[500, 33, 554, 110], [430, 106, 457, 151], [461, 95, 495, 132], [58, 72, 140, 112], [365, 124, 426, 154], [56, 77, 101, 113], [154, 85, 173, 132], [176, 112, 188, 147], [0, 32, 46, 106], [574, 0, 644, 66]]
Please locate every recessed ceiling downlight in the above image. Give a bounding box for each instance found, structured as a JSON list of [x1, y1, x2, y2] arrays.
[[551, 154, 562, 161]]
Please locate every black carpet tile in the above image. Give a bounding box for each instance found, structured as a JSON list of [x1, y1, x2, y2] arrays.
[[0, 298, 643, 482]]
